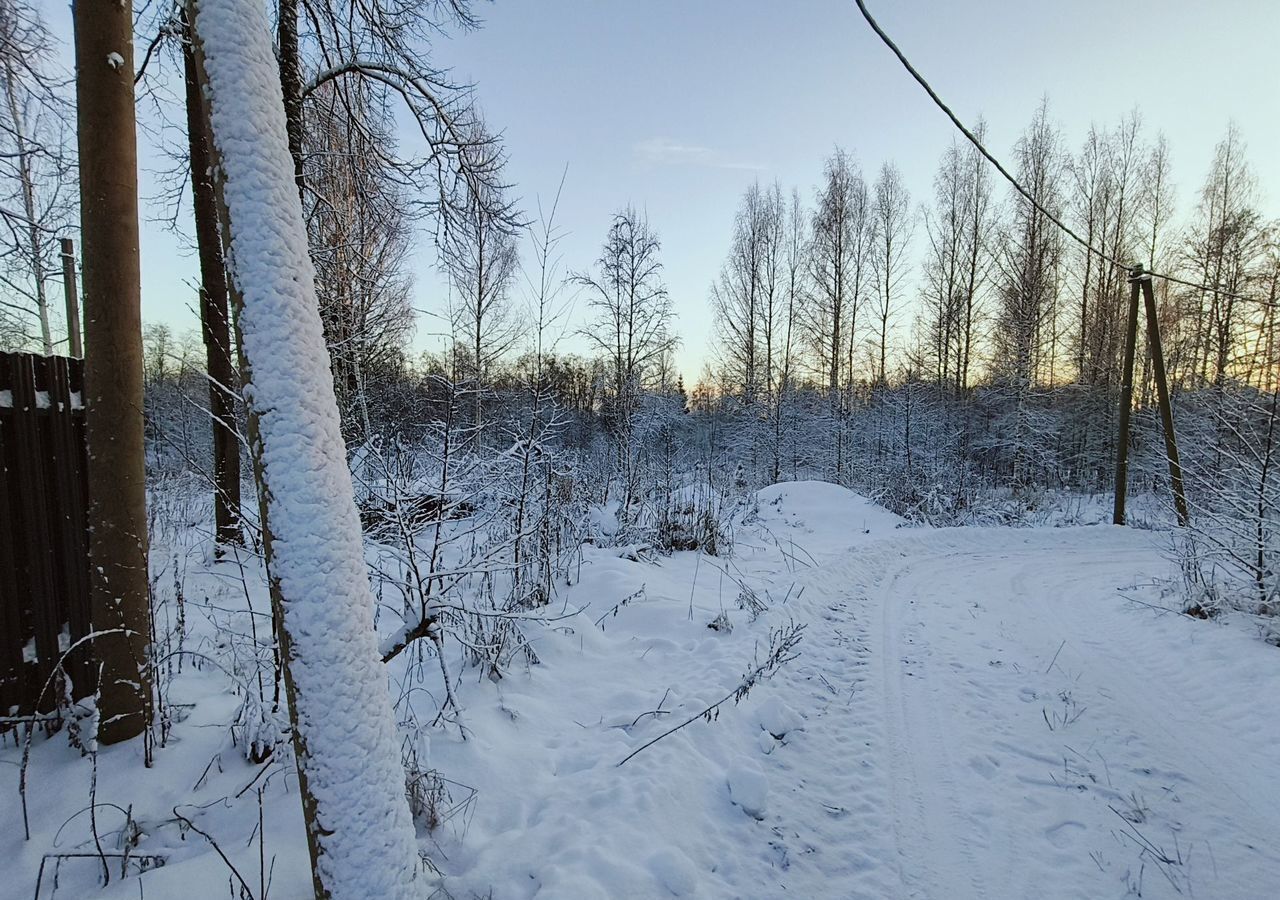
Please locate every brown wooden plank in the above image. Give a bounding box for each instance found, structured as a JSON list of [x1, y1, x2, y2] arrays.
[[69, 357, 92, 699], [0, 353, 25, 718], [48, 356, 94, 697], [23, 356, 62, 712], [7, 353, 45, 714]]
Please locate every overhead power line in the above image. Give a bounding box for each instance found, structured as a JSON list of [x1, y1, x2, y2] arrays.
[[852, 0, 1261, 304]]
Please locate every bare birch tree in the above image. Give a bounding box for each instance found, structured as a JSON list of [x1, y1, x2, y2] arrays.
[[1183, 124, 1266, 388], [919, 131, 993, 397], [869, 161, 913, 384], [994, 100, 1064, 388], [441, 134, 520, 444], [575, 206, 675, 512], [266, 0, 517, 436], [711, 181, 785, 406], [991, 103, 1067, 487], [0, 0, 74, 353], [807, 148, 870, 403], [919, 139, 967, 390], [304, 79, 416, 440]]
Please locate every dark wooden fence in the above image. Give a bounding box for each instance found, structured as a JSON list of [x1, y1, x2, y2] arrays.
[[0, 351, 94, 722]]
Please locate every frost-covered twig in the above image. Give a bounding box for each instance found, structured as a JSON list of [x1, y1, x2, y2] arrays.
[[173, 805, 259, 899], [617, 621, 804, 767], [19, 630, 129, 840], [595, 585, 646, 629]]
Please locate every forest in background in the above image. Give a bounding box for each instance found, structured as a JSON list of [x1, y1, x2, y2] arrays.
[[2, 0, 1276, 616], [136, 104, 1280, 621]]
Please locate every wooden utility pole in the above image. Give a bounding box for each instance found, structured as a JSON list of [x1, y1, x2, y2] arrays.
[[72, 0, 152, 745], [182, 18, 242, 551], [1113, 268, 1142, 525], [1114, 264, 1190, 527], [59, 238, 82, 358], [1140, 274, 1190, 526]]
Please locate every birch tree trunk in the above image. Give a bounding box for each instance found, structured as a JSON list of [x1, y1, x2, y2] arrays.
[[2, 52, 52, 354]]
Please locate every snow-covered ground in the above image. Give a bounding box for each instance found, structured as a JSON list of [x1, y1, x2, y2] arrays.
[[5, 481, 1279, 899]]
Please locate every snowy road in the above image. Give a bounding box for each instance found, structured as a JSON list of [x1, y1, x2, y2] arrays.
[[426, 484, 1280, 899], [748, 520, 1280, 900], [23, 483, 1274, 899]]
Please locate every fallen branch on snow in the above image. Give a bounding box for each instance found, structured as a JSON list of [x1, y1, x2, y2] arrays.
[[616, 621, 804, 767]]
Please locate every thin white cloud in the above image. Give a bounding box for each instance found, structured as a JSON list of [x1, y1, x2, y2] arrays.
[[634, 137, 765, 172]]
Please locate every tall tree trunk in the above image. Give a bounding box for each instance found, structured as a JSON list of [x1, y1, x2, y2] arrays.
[[277, 0, 353, 425], [189, 1, 424, 894], [72, 0, 151, 746], [183, 21, 242, 551], [278, 0, 304, 197]]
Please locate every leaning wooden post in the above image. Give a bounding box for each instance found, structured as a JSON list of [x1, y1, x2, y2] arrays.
[[1139, 275, 1190, 526], [1113, 265, 1143, 525], [59, 239, 83, 358]]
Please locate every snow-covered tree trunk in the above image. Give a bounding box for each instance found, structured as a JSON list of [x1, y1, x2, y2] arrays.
[[188, 1, 424, 897]]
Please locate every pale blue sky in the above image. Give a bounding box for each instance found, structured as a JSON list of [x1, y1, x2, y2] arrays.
[[46, 0, 1280, 380]]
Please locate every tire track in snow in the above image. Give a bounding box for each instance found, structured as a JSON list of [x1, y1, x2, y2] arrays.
[[867, 527, 1280, 899], [738, 546, 903, 898], [1016, 551, 1280, 896], [880, 546, 998, 900], [875, 532, 1167, 899], [739, 520, 1280, 899]]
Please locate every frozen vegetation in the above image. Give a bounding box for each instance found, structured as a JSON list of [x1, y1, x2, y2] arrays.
[[2, 0, 1278, 898], [5, 472, 1280, 898]]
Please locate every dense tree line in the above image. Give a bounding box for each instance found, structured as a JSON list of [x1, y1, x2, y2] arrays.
[[694, 104, 1277, 619]]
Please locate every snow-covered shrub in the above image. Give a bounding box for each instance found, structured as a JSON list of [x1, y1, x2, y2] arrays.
[[1173, 386, 1279, 618], [652, 480, 732, 556], [364, 377, 589, 715]]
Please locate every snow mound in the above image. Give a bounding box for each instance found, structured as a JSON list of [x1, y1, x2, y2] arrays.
[[588, 500, 621, 538], [755, 480, 907, 555], [648, 848, 699, 896], [727, 765, 769, 819], [754, 696, 803, 739]]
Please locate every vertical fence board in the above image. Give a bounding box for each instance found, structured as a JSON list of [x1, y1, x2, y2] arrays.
[[48, 356, 94, 694], [13, 355, 58, 711], [0, 354, 23, 716], [0, 351, 93, 723]]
